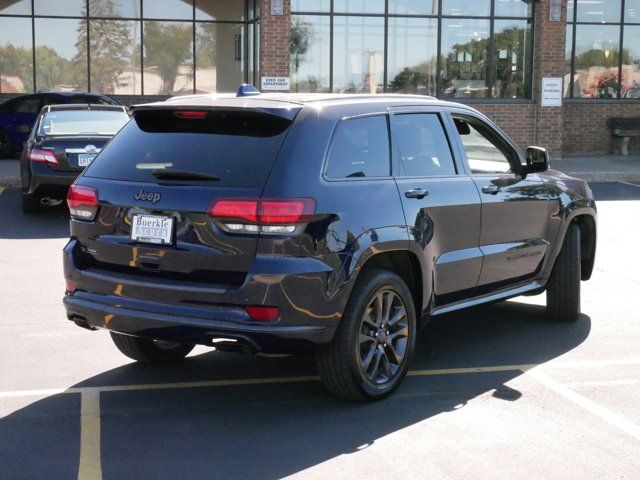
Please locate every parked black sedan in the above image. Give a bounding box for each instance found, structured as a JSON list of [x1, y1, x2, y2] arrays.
[[20, 103, 130, 213]]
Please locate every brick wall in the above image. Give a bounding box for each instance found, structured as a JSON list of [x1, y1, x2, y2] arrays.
[[470, 103, 536, 151], [563, 102, 640, 154], [259, 0, 291, 89], [531, 0, 568, 158]]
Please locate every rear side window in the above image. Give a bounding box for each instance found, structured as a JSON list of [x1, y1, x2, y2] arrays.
[[325, 115, 390, 179], [393, 113, 456, 177], [84, 109, 293, 188]]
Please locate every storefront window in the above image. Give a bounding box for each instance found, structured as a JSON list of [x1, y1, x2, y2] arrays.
[[332, 16, 385, 93], [290, 15, 330, 93], [0, 0, 30, 15], [34, 0, 85, 17], [565, 24, 574, 98], [441, 0, 491, 17], [292, 0, 330, 12], [441, 18, 490, 98], [387, 17, 437, 95], [576, 0, 621, 24], [196, 0, 244, 21], [35, 18, 88, 92], [622, 26, 640, 98], [88, 0, 140, 18], [0, 17, 33, 93], [143, 21, 193, 95], [143, 0, 193, 20], [195, 23, 244, 93], [90, 20, 141, 95], [493, 19, 531, 99], [333, 0, 385, 14], [627, 0, 640, 21], [388, 0, 438, 15], [494, 0, 531, 17]]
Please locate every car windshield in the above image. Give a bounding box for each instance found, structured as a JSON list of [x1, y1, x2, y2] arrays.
[[38, 110, 129, 136]]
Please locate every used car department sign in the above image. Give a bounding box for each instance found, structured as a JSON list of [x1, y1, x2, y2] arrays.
[[261, 77, 290, 91]]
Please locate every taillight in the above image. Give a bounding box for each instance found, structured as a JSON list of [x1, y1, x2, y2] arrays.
[[174, 110, 207, 119], [67, 185, 99, 220], [65, 280, 76, 293], [246, 306, 280, 321], [209, 198, 316, 235], [29, 148, 59, 165]]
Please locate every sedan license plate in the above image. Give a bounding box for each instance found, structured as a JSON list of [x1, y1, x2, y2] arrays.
[[78, 153, 97, 167], [130, 214, 174, 245]]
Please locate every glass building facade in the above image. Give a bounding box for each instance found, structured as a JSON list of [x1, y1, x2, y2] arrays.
[[290, 0, 533, 98], [0, 0, 260, 95], [565, 0, 640, 99]]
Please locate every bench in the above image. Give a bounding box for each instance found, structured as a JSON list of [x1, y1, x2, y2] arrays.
[[607, 117, 640, 156]]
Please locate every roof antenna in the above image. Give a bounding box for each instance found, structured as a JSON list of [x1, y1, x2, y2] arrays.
[[236, 84, 261, 97]]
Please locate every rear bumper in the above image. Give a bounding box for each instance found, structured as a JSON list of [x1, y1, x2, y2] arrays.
[[26, 163, 78, 196], [62, 239, 345, 354]]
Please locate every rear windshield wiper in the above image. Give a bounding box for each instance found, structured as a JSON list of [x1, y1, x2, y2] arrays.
[[151, 169, 220, 181]]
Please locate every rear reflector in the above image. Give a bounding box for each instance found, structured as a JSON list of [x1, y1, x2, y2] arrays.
[[65, 280, 76, 293], [174, 110, 208, 119], [67, 185, 99, 220], [246, 306, 280, 321], [29, 148, 59, 165]]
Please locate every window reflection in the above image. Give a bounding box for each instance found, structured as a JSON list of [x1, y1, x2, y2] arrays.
[[0, 0, 30, 15], [195, 23, 244, 93], [574, 24, 620, 99], [143, 21, 193, 94], [627, 0, 640, 22], [89, 0, 140, 18], [290, 15, 330, 93], [143, 0, 193, 20], [494, 0, 531, 17], [292, 0, 330, 12], [441, 19, 490, 98], [576, 0, 621, 23], [90, 20, 141, 94], [388, 0, 438, 15], [493, 20, 531, 98], [0, 17, 33, 93], [333, 0, 385, 14], [35, 18, 87, 92], [196, 0, 244, 21], [34, 0, 85, 16], [564, 24, 574, 98], [333, 16, 385, 93], [387, 17, 437, 95], [622, 26, 640, 99], [442, 0, 491, 17]]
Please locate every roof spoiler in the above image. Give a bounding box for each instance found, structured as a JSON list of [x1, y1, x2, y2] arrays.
[[236, 84, 261, 97]]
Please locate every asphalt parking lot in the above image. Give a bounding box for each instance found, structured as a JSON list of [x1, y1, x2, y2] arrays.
[[0, 182, 639, 480]]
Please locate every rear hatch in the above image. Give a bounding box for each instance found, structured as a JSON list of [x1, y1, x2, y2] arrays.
[[72, 105, 299, 289]]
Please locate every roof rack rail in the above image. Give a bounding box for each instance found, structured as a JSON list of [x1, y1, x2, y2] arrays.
[[236, 84, 261, 97]]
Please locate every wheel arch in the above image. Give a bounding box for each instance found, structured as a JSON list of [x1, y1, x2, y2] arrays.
[[572, 214, 596, 280]]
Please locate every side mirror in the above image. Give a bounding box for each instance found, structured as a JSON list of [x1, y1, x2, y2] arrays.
[[524, 146, 549, 174]]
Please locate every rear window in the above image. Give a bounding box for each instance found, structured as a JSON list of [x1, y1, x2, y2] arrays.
[[83, 109, 294, 188], [39, 110, 129, 136]]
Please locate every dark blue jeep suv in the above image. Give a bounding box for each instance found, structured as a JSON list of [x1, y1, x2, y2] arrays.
[[62, 91, 597, 401]]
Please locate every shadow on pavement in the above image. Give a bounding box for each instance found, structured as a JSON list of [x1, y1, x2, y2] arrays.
[[0, 187, 69, 239], [0, 301, 591, 480], [590, 182, 640, 201]]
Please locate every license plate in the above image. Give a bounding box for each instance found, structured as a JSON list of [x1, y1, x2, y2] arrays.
[[78, 153, 97, 167], [130, 214, 174, 245]]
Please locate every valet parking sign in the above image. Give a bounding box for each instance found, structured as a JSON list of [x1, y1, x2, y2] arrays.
[[261, 77, 290, 91]]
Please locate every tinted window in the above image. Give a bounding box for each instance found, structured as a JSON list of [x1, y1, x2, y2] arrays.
[[84, 109, 294, 188], [453, 117, 513, 174], [393, 113, 456, 177], [13, 97, 40, 114], [38, 110, 129, 136], [325, 116, 390, 179]]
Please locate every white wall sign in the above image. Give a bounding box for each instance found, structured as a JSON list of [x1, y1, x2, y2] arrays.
[[541, 77, 562, 107], [271, 0, 284, 15], [261, 76, 290, 91]]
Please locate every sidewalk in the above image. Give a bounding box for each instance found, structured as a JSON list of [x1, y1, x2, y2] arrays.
[[1, 155, 639, 187]]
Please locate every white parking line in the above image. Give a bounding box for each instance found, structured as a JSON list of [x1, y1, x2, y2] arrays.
[[565, 379, 640, 387], [78, 390, 102, 480], [529, 369, 640, 441]]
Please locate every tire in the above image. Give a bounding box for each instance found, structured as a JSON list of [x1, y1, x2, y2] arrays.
[[22, 193, 39, 214], [110, 332, 195, 364], [546, 223, 581, 322], [0, 130, 10, 159], [317, 269, 417, 401]]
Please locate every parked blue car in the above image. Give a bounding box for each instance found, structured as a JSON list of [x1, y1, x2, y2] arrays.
[[0, 93, 120, 158]]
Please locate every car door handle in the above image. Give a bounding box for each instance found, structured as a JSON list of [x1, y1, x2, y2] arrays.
[[481, 184, 500, 195], [404, 188, 429, 199]]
